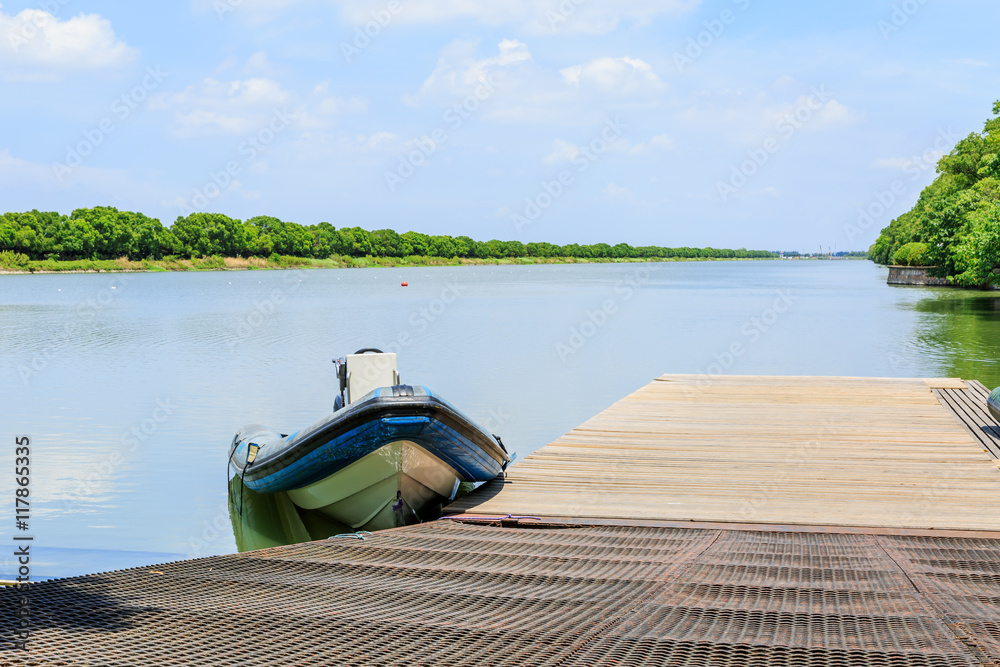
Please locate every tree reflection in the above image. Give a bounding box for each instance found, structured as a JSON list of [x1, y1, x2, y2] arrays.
[[911, 293, 1000, 389]]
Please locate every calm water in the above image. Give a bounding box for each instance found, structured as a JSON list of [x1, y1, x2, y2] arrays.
[[1, 260, 998, 578]]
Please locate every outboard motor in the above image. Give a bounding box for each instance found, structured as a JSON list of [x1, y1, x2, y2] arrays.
[[989, 386, 1000, 424], [333, 348, 400, 411]]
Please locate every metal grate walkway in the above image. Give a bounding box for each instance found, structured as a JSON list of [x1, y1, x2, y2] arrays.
[[3, 521, 999, 665]]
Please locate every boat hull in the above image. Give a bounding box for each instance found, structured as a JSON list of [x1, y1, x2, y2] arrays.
[[228, 385, 507, 533], [286, 440, 461, 530], [989, 386, 1000, 424]]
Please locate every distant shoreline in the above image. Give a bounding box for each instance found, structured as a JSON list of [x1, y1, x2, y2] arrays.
[[0, 254, 859, 275]]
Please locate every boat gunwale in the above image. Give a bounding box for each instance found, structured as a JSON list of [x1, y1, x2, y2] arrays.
[[230, 390, 507, 490]]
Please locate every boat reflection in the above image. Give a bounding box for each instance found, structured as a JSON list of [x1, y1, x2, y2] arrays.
[[228, 475, 352, 553], [227, 473, 481, 551]]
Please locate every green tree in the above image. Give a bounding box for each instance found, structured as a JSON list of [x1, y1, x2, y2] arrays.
[[871, 100, 1000, 285], [173, 213, 248, 257], [953, 202, 1000, 287]]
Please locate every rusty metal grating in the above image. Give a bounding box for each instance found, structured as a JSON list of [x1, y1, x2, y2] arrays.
[[2, 522, 999, 665], [880, 534, 1000, 664]]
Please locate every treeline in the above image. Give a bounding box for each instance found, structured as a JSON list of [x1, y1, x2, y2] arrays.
[[0, 208, 775, 262], [869, 100, 1000, 287]]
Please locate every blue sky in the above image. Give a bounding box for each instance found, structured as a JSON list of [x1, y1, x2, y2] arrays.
[[0, 0, 998, 252]]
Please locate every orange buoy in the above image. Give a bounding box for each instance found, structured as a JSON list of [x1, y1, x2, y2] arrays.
[[401, 281, 408, 287]]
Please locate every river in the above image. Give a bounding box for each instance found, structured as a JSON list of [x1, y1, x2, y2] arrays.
[[1, 259, 998, 578]]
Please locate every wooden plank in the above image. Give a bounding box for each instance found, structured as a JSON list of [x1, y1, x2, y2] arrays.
[[967, 379, 993, 399], [923, 378, 968, 389], [934, 387, 1000, 459], [449, 375, 1000, 532]]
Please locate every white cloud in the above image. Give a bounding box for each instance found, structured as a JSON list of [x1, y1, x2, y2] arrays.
[[603, 182, 631, 199], [315, 95, 367, 116], [560, 56, 664, 96], [152, 71, 366, 137], [0, 7, 136, 80], [0, 148, 54, 183], [543, 138, 582, 164], [410, 40, 670, 124], [814, 99, 861, 127], [760, 94, 863, 131], [245, 51, 278, 75], [0, 148, 165, 203], [409, 38, 532, 103], [543, 130, 637, 164], [153, 77, 293, 136], [871, 150, 944, 172], [871, 157, 911, 170], [628, 133, 674, 155], [328, 0, 697, 34], [949, 58, 989, 67], [678, 88, 863, 146], [362, 131, 400, 150], [193, 0, 300, 24]]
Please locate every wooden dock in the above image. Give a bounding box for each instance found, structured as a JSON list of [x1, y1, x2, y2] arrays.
[[448, 375, 1000, 532]]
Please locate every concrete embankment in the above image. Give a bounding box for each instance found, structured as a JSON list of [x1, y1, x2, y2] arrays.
[[886, 265, 952, 286]]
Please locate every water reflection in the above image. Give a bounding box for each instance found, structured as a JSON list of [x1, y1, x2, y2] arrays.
[[228, 476, 350, 552], [908, 293, 1000, 389], [228, 473, 482, 551], [8, 262, 1000, 577]]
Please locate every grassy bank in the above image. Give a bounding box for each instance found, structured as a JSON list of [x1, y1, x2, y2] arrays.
[[0, 254, 781, 274]]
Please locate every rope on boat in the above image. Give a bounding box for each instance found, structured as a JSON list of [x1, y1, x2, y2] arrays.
[[330, 531, 374, 540], [438, 514, 541, 522], [236, 443, 261, 518]]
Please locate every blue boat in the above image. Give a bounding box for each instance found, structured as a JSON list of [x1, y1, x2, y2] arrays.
[[229, 350, 509, 531], [989, 386, 1000, 424]]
